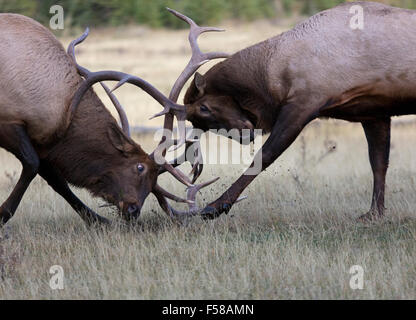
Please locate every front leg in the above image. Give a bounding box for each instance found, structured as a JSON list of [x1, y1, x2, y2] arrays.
[[359, 118, 391, 221], [0, 124, 39, 225], [201, 105, 315, 219]]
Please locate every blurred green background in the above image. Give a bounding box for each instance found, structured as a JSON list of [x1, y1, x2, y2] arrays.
[[1, 0, 416, 29]]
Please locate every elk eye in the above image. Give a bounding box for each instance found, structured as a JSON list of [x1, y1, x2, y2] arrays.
[[137, 164, 145, 173], [200, 105, 210, 113]]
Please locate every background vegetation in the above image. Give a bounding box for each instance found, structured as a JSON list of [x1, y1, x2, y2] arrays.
[[1, 0, 416, 29]]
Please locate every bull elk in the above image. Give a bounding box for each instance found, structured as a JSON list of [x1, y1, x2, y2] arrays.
[[179, 1, 416, 221], [0, 10, 229, 226]]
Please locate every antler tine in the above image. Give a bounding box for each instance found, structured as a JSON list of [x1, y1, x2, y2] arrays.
[[187, 177, 220, 206], [153, 184, 194, 204], [153, 177, 220, 218], [189, 141, 204, 184], [181, 177, 220, 214], [168, 134, 203, 183], [68, 29, 131, 137], [162, 162, 193, 187], [155, 145, 201, 187], [167, 8, 225, 57], [166, 8, 229, 103], [169, 113, 187, 151], [166, 8, 197, 28], [67, 27, 90, 78]]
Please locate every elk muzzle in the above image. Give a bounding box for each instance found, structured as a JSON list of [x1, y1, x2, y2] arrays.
[[120, 202, 143, 221]]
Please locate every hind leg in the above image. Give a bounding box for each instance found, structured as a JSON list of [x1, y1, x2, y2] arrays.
[[38, 160, 110, 226], [360, 118, 391, 221], [0, 124, 39, 225]]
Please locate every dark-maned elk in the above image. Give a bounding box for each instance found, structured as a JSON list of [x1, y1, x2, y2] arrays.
[[180, 1, 416, 221], [0, 11, 225, 226]]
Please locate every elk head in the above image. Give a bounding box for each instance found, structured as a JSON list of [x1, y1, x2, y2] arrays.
[[168, 12, 256, 145], [67, 9, 233, 221], [97, 123, 160, 220]]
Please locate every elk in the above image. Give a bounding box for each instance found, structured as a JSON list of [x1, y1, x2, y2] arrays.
[[179, 1, 416, 221], [0, 10, 227, 226]]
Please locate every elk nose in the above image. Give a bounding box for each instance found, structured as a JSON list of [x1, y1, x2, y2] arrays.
[[127, 204, 140, 217]]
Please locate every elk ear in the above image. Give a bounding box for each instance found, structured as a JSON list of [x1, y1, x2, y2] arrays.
[[107, 124, 135, 156], [194, 72, 206, 96]]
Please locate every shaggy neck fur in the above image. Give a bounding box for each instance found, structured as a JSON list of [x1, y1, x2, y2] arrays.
[[204, 42, 279, 133]]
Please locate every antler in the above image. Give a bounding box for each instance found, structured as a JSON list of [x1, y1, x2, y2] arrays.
[[158, 139, 204, 184], [68, 70, 185, 132], [150, 8, 230, 216], [158, 8, 230, 151], [153, 177, 220, 217], [154, 8, 230, 190], [167, 8, 230, 103], [67, 29, 130, 137], [154, 179, 248, 218]]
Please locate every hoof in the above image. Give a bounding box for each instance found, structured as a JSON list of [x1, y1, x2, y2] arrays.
[[357, 211, 382, 223], [200, 206, 220, 220], [200, 203, 232, 220]]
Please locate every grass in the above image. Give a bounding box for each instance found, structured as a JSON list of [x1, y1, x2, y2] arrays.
[[0, 21, 415, 299]]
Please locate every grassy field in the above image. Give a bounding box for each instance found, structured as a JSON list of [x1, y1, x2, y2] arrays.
[[0, 21, 415, 299]]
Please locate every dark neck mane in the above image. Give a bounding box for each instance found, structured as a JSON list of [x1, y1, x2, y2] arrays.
[[46, 89, 123, 193], [207, 42, 279, 133]]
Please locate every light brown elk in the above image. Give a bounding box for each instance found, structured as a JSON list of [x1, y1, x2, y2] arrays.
[[181, 1, 416, 221], [0, 11, 226, 226]]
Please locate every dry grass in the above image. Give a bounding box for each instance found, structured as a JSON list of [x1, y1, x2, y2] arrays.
[[0, 21, 415, 299]]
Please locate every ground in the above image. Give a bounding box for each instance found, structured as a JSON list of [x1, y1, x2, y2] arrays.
[[0, 21, 415, 299]]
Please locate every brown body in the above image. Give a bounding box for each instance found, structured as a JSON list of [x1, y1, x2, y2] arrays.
[[184, 2, 416, 220], [0, 14, 159, 225]]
